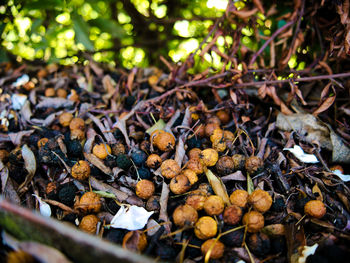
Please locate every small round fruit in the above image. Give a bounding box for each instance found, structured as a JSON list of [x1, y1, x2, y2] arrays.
[[200, 148, 219, 167], [70, 129, 85, 140], [194, 216, 217, 240], [79, 192, 101, 213], [248, 189, 272, 213], [210, 129, 224, 143], [71, 160, 91, 180], [59, 112, 73, 127], [223, 130, 235, 141], [146, 154, 162, 169], [242, 211, 264, 233], [173, 204, 198, 227], [245, 156, 264, 174], [56, 88, 67, 98], [79, 214, 99, 234], [92, 144, 112, 159], [0, 149, 9, 163], [135, 179, 155, 199], [230, 189, 249, 208], [186, 158, 204, 174], [205, 123, 221, 137], [203, 195, 225, 216], [122, 231, 147, 252], [45, 87, 55, 97], [223, 205, 242, 225], [186, 190, 208, 210], [304, 200, 326, 219], [69, 117, 85, 131], [169, 174, 191, 195], [182, 169, 198, 185], [216, 110, 230, 124], [188, 148, 202, 160], [112, 143, 125, 155], [201, 239, 225, 259], [212, 138, 227, 152], [153, 131, 176, 151], [216, 156, 235, 175], [161, 159, 181, 179]]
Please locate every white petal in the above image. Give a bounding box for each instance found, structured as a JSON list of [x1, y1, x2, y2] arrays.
[[110, 205, 154, 230], [333, 170, 350, 182], [32, 194, 51, 217], [283, 145, 319, 163], [12, 74, 29, 87], [298, 243, 318, 263], [11, 94, 28, 110]]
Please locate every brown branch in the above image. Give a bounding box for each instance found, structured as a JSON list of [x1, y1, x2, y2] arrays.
[[233, 72, 350, 88], [249, 20, 296, 66]]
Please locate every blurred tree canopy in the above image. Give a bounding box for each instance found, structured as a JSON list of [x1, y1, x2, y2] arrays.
[[0, 0, 349, 72]]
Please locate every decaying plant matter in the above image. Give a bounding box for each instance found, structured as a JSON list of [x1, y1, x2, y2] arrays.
[[0, 1, 350, 262]]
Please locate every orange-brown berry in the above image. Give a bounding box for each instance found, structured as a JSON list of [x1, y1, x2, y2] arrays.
[[92, 144, 112, 159], [186, 190, 208, 210], [242, 211, 264, 233], [79, 192, 101, 213], [71, 160, 91, 180], [56, 88, 67, 98], [200, 148, 219, 167], [186, 158, 204, 175], [135, 179, 155, 199], [232, 154, 246, 170], [223, 205, 242, 225], [170, 174, 191, 195], [153, 131, 176, 151], [173, 204, 198, 227], [45, 87, 55, 97], [194, 216, 217, 240], [182, 169, 198, 185], [230, 189, 249, 208], [216, 110, 230, 124], [216, 156, 235, 175], [248, 189, 272, 213], [245, 156, 264, 174], [188, 148, 202, 160], [70, 129, 85, 140], [201, 239, 225, 259], [0, 149, 9, 163], [146, 154, 162, 169], [203, 195, 225, 216], [205, 123, 220, 137], [304, 200, 326, 219], [59, 112, 73, 127], [69, 117, 85, 131], [79, 214, 99, 234], [161, 159, 181, 179]]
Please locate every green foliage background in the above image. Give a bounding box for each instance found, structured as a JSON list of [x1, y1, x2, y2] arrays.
[[0, 0, 232, 68]]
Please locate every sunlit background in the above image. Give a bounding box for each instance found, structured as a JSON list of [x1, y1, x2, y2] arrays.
[[0, 0, 305, 71]]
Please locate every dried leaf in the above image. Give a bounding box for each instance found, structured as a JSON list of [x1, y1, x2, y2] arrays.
[[221, 171, 246, 182], [313, 95, 336, 116], [19, 242, 72, 263], [205, 169, 230, 205], [36, 97, 74, 109], [312, 184, 323, 201], [174, 136, 186, 167], [230, 89, 238, 104], [84, 153, 113, 176], [89, 177, 129, 202], [253, 0, 265, 13], [258, 84, 267, 99], [8, 130, 35, 146], [19, 144, 37, 193], [232, 8, 258, 19], [146, 119, 166, 135]]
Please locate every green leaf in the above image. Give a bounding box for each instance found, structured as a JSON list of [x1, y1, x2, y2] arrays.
[[247, 174, 254, 194], [22, 0, 64, 10], [205, 169, 231, 205], [72, 14, 94, 51], [88, 18, 125, 38], [146, 119, 166, 135], [93, 191, 116, 199]]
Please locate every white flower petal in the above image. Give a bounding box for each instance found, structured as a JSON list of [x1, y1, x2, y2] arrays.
[[110, 205, 154, 230], [12, 74, 29, 87], [283, 145, 319, 163], [11, 94, 28, 110], [32, 194, 51, 217]]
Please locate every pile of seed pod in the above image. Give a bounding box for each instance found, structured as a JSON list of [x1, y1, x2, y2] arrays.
[[1, 64, 348, 263]]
